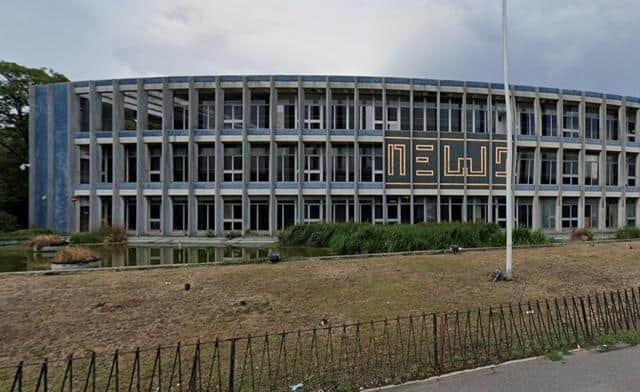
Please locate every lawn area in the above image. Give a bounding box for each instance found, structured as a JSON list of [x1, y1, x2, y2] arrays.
[[1, 240, 639, 367]]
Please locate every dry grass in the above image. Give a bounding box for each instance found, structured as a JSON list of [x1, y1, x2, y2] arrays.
[[52, 246, 99, 264], [27, 234, 66, 249], [1, 241, 640, 366]]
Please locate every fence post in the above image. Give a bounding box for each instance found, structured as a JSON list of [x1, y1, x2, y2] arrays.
[[579, 297, 590, 340], [432, 313, 438, 373], [228, 338, 237, 392], [10, 361, 22, 392]]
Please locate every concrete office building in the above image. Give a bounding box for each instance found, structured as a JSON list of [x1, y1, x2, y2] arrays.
[[29, 75, 640, 237]]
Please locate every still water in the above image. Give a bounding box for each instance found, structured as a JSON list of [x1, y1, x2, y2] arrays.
[[0, 244, 334, 273]]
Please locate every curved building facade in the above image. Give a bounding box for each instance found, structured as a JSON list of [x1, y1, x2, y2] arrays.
[[29, 75, 640, 236]]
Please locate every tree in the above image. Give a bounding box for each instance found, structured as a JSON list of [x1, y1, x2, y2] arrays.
[[0, 61, 68, 229]]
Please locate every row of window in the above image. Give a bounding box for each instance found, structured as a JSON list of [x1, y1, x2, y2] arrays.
[[83, 195, 638, 234], [79, 143, 383, 184], [77, 91, 639, 140]]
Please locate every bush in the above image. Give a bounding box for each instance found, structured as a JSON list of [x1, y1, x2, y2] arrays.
[[70, 224, 128, 244], [616, 226, 640, 240], [0, 228, 53, 241], [69, 231, 105, 244], [27, 234, 66, 249], [571, 228, 593, 241], [103, 225, 128, 243], [53, 246, 99, 264], [279, 222, 550, 255], [0, 211, 19, 232]]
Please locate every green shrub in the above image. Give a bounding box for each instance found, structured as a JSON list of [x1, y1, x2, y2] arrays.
[[0, 227, 53, 241], [69, 231, 105, 244], [616, 226, 640, 240]]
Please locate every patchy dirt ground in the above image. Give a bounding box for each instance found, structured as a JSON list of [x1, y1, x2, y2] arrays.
[[1, 241, 639, 366]]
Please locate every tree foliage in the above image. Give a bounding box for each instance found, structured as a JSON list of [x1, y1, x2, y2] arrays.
[[0, 61, 68, 229]]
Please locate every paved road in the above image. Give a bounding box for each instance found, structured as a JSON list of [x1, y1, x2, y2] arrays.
[[381, 345, 640, 392]]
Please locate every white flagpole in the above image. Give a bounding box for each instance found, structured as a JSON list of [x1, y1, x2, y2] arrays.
[[502, 0, 514, 280]]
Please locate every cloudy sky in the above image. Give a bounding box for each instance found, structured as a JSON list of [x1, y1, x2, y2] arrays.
[[3, 0, 640, 96]]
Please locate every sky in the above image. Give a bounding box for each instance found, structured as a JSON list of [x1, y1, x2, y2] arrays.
[[3, 0, 640, 97]]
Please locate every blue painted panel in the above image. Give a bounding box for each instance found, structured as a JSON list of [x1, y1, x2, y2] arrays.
[[221, 129, 241, 136], [490, 83, 505, 90], [95, 79, 112, 86], [585, 138, 601, 145], [538, 184, 559, 191], [539, 87, 559, 94], [329, 129, 355, 136], [144, 77, 163, 84], [466, 81, 489, 88], [607, 140, 621, 146], [247, 75, 269, 81], [563, 137, 581, 144], [414, 78, 438, 86], [514, 85, 536, 92], [52, 84, 69, 232], [119, 183, 137, 190], [76, 184, 90, 191], [275, 129, 297, 136], [330, 182, 354, 189], [358, 182, 383, 189], [194, 182, 215, 189], [441, 80, 464, 87], [96, 183, 112, 190], [248, 128, 269, 135], [606, 94, 622, 101], [517, 134, 537, 141], [562, 185, 580, 192], [541, 136, 561, 143], [220, 182, 242, 189], [586, 91, 602, 98], [358, 129, 382, 137], [302, 129, 326, 136], [96, 131, 113, 138], [75, 132, 90, 139], [606, 186, 621, 192], [142, 130, 162, 137], [220, 75, 242, 82], [143, 183, 162, 190], [563, 89, 581, 97], [515, 184, 534, 191], [275, 75, 297, 82], [33, 86, 48, 227], [168, 76, 188, 83], [329, 76, 353, 83], [167, 130, 188, 137], [385, 77, 410, 85], [628, 186, 640, 193], [627, 97, 640, 103], [276, 182, 297, 189], [119, 78, 137, 85], [194, 76, 215, 82], [169, 182, 188, 189], [585, 185, 601, 192], [118, 131, 137, 138], [247, 183, 270, 189], [194, 129, 215, 136], [628, 142, 640, 148], [303, 182, 326, 189], [73, 81, 89, 87], [357, 76, 382, 84], [303, 75, 325, 82]]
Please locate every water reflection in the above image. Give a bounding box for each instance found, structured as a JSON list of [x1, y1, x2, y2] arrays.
[[0, 245, 334, 273]]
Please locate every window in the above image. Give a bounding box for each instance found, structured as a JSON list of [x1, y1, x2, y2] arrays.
[[541, 102, 558, 136], [304, 199, 323, 223], [223, 95, 243, 129], [172, 198, 187, 232], [277, 200, 296, 230], [79, 145, 90, 184], [197, 144, 215, 182], [148, 144, 162, 182], [413, 95, 437, 132], [124, 144, 137, 182], [440, 96, 462, 132], [304, 99, 323, 129], [628, 153, 637, 187], [385, 94, 410, 131], [100, 145, 113, 183], [606, 199, 618, 228], [250, 95, 269, 128], [561, 199, 578, 229], [148, 197, 162, 231], [101, 196, 112, 226], [122, 91, 138, 131], [277, 94, 297, 129], [172, 144, 188, 182], [331, 95, 354, 130], [606, 154, 619, 186], [585, 107, 600, 139], [466, 197, 487, 222], [563, 104, 579, 138], [626, 199, 637, 226], [277, 144, 296, 182], [332, 144, 354, 182], [79, 197, 90, 232], [493, 196, 506, 228], [304, 144, 323, 182], [360, 197, 383, 223], [197, 198, 215, 231], [223, 200, 242, 231], [332, 198, 355, 222], [466, 97, 487, 133], [584, 154, 599, 186], [198, 89, 215, 129], [562, 151, 579, 185], [517, 103, 535, 135], [250, 144, 270, 182], [250, 200, 269, 231], [359, 144, 383, 182], [359, 94, 383, 130], [541, 150, 557, 184], [492, 100, 506, 134], [627, 109, 637, 143], [79, 95, 90, 131], [172, 90, 189, 130], [124, 197, 136, 231], [584, 198, 599, 229], [441, 196, 463, 222], [517, 150, 534, 184], [147, 90, 163, 130], [223, 145, 242, 182], [540, 198, 556, 229], [97, 92, 113, 132], [606, 109, 619, 141], [387, 197, 410, 223], [516, 198, 533, 228]]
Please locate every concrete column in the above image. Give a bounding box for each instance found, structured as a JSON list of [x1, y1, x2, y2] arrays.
[[188, 78, 198, 235], [297, 79, 305, 224], [599, 99, 607, 232], [353, 80, 360, 223], [409, 82, 415, 224], [269, 78, 277, 235], [619, 102, 627, 228], [532, 92, 542, 230], [161, 79, 171, 235], [487, 91, 493, 224], [88, 82, 100, 231], [325, 80, 332, 222], [461, 88, 468, 222], [67, 87, 79, 232], [241, 79, 250, 235], [214, 78, 223, 235], [381, 80, 388, 223], [135, 80, 147, 236], [112, 81, 124, 227]]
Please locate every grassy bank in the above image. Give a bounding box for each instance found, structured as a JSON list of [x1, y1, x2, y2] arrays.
[[279, 222, 549, 254]]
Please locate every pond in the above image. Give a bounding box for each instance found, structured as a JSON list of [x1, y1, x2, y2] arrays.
[[0, 244, 335, 273]]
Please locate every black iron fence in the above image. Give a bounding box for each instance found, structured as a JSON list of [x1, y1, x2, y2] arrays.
[[4, 287, 640, 391]]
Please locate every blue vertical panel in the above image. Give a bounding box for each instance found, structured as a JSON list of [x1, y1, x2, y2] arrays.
[[33, 86, 48, 227], [53, 84, 69, 232]]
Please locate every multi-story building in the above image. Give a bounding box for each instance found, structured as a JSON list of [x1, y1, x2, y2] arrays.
[[29, 75, 640, 236]]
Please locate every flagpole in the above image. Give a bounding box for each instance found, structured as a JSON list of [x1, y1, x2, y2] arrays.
[[502, 0, 514, 280]]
